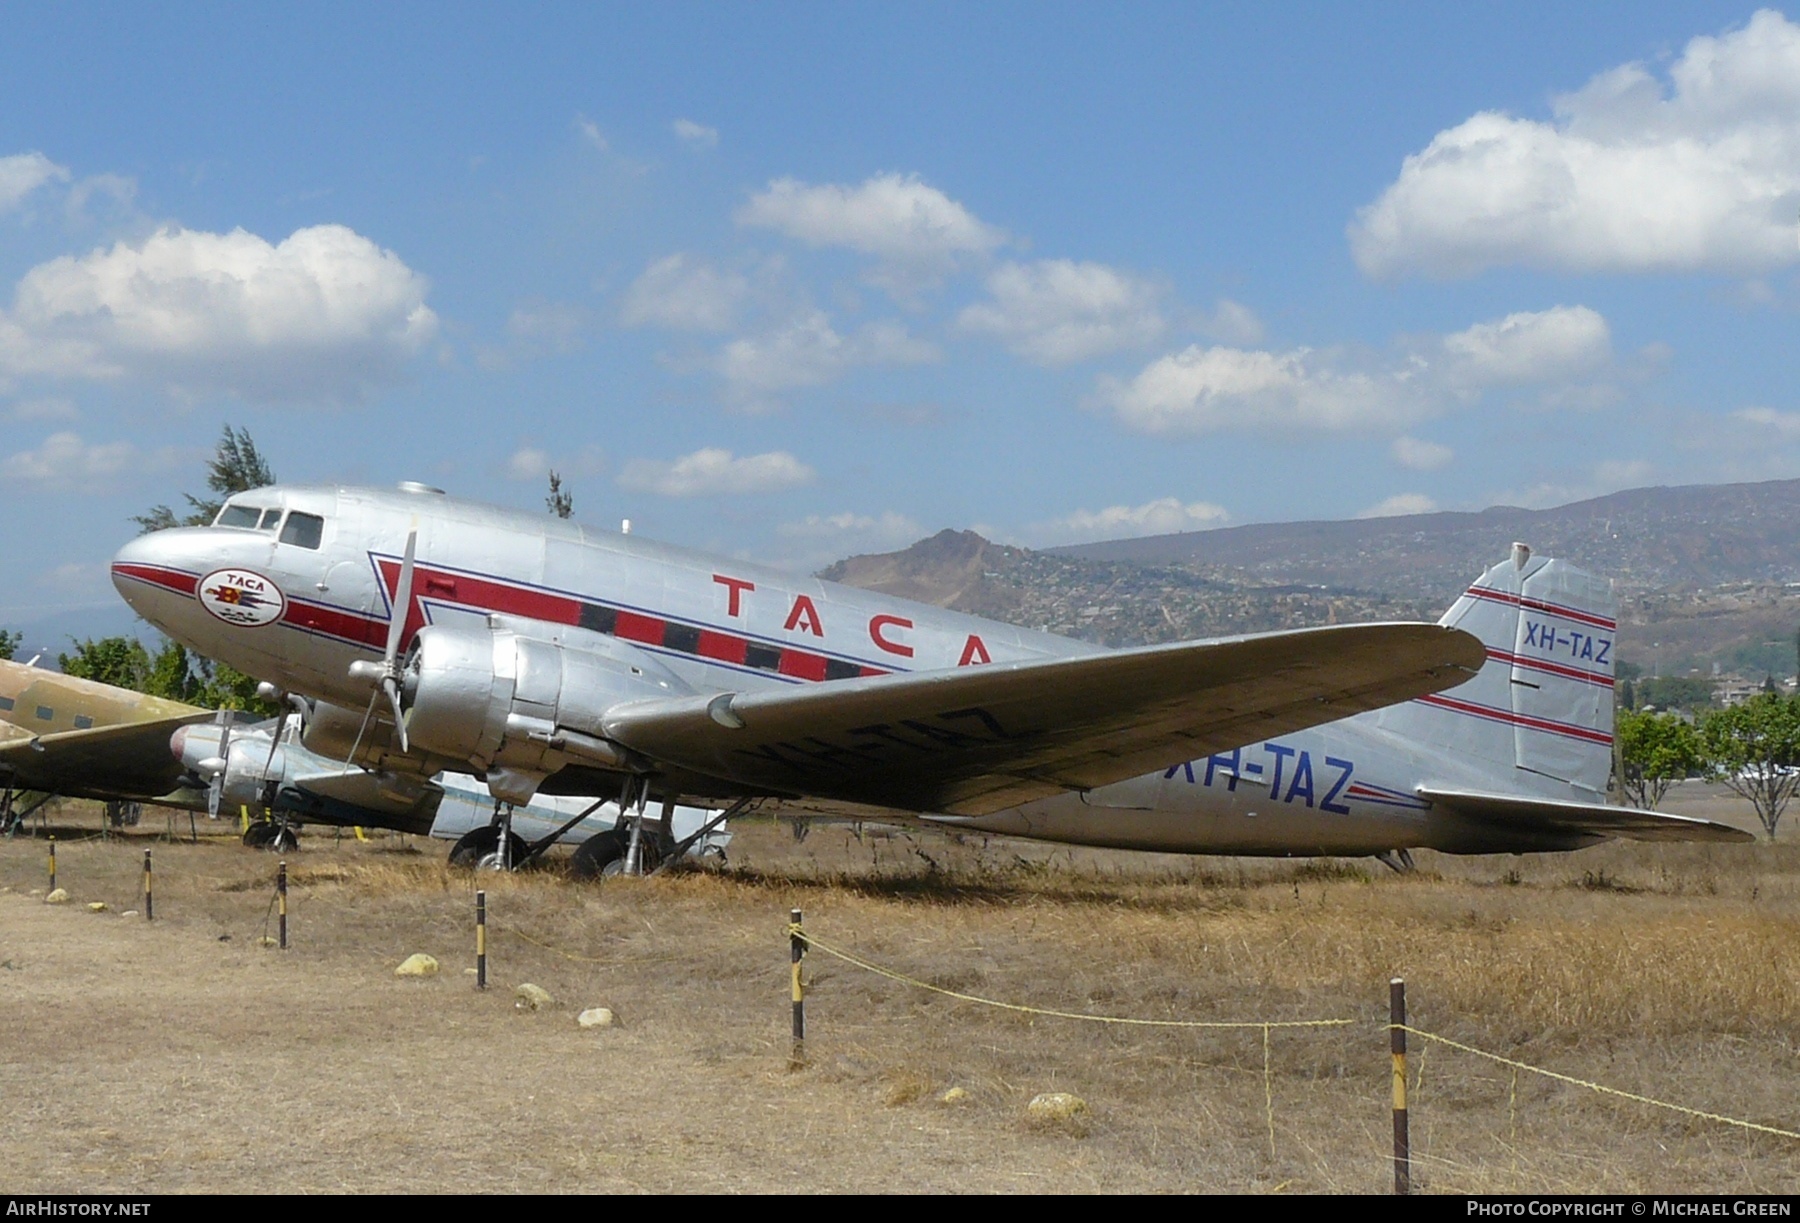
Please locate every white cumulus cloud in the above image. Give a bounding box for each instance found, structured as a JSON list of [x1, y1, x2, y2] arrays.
[[737, 173, 1005, 270], [716, 311, 937, 403], [0, 224, 437, 403], [957, 259, 1166, 365], [1197, 298, 1265, 346], [618, 448, 816, 497], [1735, 406, 1800, 438], [1352, 10, 1800, 277], [620, 254, 748, 332], [1358, 493, 1439, 519], [1, 432, 164, 483], [672, 119, 719, 150], [1097, 305, 1614, 438], [1098, 344, 1423, 437], [1391, 436, 1454, 471], [1042, 497, 1230, 544], [1441, 306, 1611, 387], [0, 152, 69, 212]]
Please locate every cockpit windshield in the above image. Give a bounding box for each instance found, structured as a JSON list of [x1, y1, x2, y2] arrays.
[[214, 504, 264, 529]]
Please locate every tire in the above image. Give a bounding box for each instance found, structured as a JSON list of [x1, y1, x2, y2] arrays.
[[268, 825, 300, 853], [568, 829, 628, 879], [448, 827, 528, 869], [242, 821, 276, 849]]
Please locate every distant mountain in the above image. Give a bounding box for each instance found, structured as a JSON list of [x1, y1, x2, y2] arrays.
[[824, 479, 1800, 681], [1053, 478, 1800, 604]]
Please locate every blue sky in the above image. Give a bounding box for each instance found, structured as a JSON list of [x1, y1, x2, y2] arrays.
[[3, 3, 1798, 636]]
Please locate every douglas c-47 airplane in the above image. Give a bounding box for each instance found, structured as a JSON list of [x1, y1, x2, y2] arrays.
[[109, 482, 1747, 872]]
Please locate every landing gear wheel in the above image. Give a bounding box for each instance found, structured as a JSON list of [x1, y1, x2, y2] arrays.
[[268, 825, 300, 853], [568, 830, 628, 879], [242, 821, 276, 849], [448, 827, 528, 869]]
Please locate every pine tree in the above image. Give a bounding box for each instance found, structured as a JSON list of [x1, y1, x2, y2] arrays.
[[134, 424, 276, 532], [546, 471, 573, 519]]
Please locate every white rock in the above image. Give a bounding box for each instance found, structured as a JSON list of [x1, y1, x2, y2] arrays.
[[394, 953, 439, 977], [43, 888, 68, 905], [939, 1086, 970, 1106], [577, 1007, 616, 1029], [515, 983, 553, 1011], [120, 910, 139, 918], [86, 902, 109, 913], [1026, 1092, 1090, 1134]]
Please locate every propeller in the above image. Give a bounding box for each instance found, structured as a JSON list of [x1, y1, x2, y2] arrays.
[[205, 714, 232, 820], [348, 525, 417, 753]]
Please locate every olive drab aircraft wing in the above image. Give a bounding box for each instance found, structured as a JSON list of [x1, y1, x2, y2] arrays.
[[600, 621, 1485, 815], [0, 658, 213, 803]]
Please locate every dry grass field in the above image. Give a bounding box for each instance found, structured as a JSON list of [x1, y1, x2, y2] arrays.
[[2, 786, 1798, 1194]]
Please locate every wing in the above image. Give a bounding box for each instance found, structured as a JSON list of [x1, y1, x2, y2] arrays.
[[0, 713, 214, 801], [1419, 787, 1754, 845], [602, 622, 1484, 816]]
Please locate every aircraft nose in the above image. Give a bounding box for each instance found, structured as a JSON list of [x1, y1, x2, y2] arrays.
[[110, 528, 207, 622]]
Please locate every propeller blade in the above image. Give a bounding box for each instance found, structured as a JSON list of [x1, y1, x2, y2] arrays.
[[384, 527, 417, 671], [207, 721, 231, 820], [382, 675, 410, 754], [260, 709, 289, 795]]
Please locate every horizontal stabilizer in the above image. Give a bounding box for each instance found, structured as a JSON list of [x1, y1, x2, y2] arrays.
[[603, 621, 1483, 816], [1418, 787, 1753, 845]]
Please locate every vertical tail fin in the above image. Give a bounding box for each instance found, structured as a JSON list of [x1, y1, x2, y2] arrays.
[[1368, 543, 1616, 798]]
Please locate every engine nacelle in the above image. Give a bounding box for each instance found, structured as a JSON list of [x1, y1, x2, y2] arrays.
[[400, 616, 691, 784]]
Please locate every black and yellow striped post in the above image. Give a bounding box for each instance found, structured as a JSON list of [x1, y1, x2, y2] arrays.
[[142, 849, 153, 921], [789, 907, 806, 1066], [277, 860, 288, 950], [47, 835, 56, 892], [1391, 977, 1410, 1194], [475, 890, 488, 989]]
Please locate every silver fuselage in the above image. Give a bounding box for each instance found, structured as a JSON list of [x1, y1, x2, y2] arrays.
[[112, 483, 1578, 856]]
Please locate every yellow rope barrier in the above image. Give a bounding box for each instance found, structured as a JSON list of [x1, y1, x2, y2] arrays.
[[789, 924, 1353, 1031], [1395, 1025, 1800, 1142]]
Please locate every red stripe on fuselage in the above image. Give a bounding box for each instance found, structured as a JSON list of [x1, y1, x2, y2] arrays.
[[1414, 692, 1613, 745], [366, 553, 896, 682], [111, 563, 198, 597], [1485, 647, 1613, 687], [1462, 585, 1616, 630]]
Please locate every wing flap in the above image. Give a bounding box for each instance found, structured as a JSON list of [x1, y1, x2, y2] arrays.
[[1419, 787, 1754, 844], [602, 622, 1483, 816]]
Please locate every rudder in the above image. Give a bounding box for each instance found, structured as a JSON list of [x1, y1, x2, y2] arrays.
[[1368, 543, 1616, 799]]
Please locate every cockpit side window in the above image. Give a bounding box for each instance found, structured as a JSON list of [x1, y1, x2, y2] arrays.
[[215, 504, 263, 529], [257, 508, 284, 531], [279, 512, 325, 550]]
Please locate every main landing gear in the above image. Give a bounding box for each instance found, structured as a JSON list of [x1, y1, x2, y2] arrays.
[[1374, 848, 1417, 874], [243, 818, 300, 853]]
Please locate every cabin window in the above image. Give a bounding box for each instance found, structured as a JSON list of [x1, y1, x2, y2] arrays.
[[215, 504, 263, 529], [34, 706, 52, 721], [73, 715, 93, 729], [257, 508, 284, 531], [0, 696, 12, 711], [279, 512, 325, 550]]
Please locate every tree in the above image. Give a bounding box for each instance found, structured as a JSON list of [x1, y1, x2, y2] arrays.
[[57, 636, 274, 713], [1616, 709, 1703, 809], [59, 637, 153, 691], [546, 471, 573, 519], [0, 629, 20, 661], [134, 424, 277, 532], [1699, 693, 1800, 840]]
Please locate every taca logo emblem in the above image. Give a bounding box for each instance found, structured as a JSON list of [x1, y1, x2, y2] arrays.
[[198, 568, 287, 628]]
